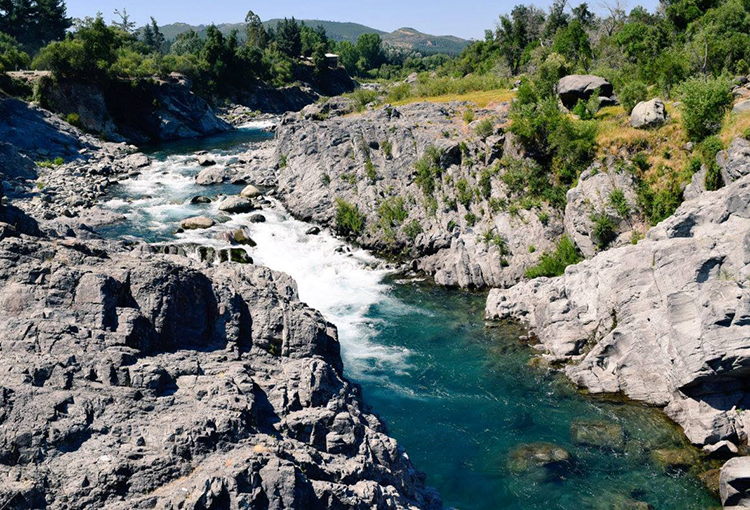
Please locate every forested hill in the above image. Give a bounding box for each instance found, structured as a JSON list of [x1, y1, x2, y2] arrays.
[[157, 20, 471, 55]]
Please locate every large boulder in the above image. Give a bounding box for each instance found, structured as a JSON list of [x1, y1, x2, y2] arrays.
[[733, 99, 750, 114], [720, 457, 750, 507], [557, 75, 614, 109], [218, 196, 256, 214], [196, 166, 227, 185], [630, 99, 667, 129], [0, 142, 37, 181], [181, 216, 215, 230], [718, 137, 750, 185]]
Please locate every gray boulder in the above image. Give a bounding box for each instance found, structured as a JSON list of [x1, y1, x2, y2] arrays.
[[733, 99, 750, 114], [720, 457, 750, 507], [218, 196, 255, 214], [196, 166, 227, 185], [718, 137, 750, 185], [240, 184, 262, 198], [630, 99, 667, 129], [557, 75, 614, 109], [197, 155, 216, 166], [181, 216, 215, 230]]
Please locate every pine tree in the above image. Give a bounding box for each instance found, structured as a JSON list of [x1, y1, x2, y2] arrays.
[[150, 17, 164, 53]]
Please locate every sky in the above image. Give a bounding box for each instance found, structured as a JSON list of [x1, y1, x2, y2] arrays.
[[64, 0, 658, 40]]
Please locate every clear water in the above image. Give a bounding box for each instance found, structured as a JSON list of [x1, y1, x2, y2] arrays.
[[99, 128, 718, 509]]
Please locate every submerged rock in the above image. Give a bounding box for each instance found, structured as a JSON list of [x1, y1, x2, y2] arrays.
[[650, 448, 698, 471], [507, 442, 571, 474], [248, 213, 266, 223], [190, 195, 212, 204], [570, 420, 625, 450]]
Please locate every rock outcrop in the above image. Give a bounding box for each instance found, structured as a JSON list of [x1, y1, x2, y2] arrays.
[[556, 75, 615, 109], [720, 457, 750, 507], [37, 75, 231, 144], [0, 95, 440, 509], [0, 230, 440, 509], [486, 164, 750, 450], [630, 98, 667, 129], [563, 160, 645, 258], [273, 101, 563, 289]]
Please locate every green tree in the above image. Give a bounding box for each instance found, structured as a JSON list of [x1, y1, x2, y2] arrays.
[[112, 7, 135, 33], [354, 33, 384, 72], [0, 32, 30, 71], [552, 19, 592, 69], [170, 29, 203, 55], [496, 4, 546, 74], [245, 10, 268, 48], [275, 17, 302, 58]]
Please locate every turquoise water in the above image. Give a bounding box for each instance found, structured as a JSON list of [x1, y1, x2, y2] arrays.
[[99, 129, 718, 510]]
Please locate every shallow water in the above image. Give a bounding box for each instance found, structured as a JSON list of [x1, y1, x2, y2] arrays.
[[100, 128, 718, 509]]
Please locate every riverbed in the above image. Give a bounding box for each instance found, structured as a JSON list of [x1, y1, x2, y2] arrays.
[[100, 126, 717, 509]]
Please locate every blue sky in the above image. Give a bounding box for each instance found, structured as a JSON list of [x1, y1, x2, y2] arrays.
[[65, 0, 657, 40]]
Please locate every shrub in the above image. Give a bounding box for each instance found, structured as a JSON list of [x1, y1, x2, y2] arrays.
[[380, 140, 393, 158], [463, 108, 475, 124], [365, 159, 376, 182], [378, 196, 408, 227], [609, 189, 630, 217], [65, 113, 82, 129], [456, 178, 473, 207], [347, 88, 380, 111], [700, 136, 725, 191], [386, 82, 411, 102], [678, 76, 734, 141], [590, 212, 617, 250], [403, 220, 423, 240], [414, 146, 443, 197], [525, 236, 583, 279], [572, 93, 599, 120], [335, 199, 366, 236], [474, 118, 494, 140], [464, 212, 478, 226], [618, 81, 648, 114]]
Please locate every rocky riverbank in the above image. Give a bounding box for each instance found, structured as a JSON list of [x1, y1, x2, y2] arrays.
[[0, 98, 440, 508]]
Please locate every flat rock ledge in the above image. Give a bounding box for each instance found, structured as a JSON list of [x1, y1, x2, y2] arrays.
[[0, 229, 440, 509], [486, 172, 750, 452]]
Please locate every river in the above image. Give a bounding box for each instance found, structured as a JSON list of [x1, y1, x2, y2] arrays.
[[99, 125, 717, 509]]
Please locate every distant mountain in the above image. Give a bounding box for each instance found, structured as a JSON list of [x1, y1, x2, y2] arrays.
[[156, 19, 470, 56]]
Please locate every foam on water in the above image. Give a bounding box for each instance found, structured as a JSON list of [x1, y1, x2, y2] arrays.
[[102, 137, 414, 382]]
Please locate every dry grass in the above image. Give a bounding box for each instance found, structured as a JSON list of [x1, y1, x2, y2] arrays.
[[391, 89, 516, 108], [720, 110, 750, 145], [595, 102, 692, 186]]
